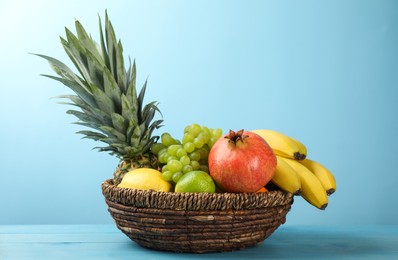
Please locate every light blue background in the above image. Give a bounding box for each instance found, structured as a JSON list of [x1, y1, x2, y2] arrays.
[[1, 0, 397, 225]]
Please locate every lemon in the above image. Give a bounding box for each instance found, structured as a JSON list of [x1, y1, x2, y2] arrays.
[[175, 171, 216, 193], [117, 168, 171, 192]]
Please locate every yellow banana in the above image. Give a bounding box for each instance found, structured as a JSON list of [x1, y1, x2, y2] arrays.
[[280, 157, 328, 210], [252, 129, 306, 160], [291, 137, 307, 158], [272, 156, 301, 195], [300, 159, 336, 196]]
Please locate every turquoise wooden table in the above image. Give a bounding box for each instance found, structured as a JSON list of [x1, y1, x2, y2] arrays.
[[1, 225, 397, 259]]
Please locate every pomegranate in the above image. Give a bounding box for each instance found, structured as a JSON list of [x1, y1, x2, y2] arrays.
[[208, 129, 276, 193]]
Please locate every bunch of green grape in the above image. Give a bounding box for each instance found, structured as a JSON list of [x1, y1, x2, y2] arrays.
[[151, 123, 223, 184]]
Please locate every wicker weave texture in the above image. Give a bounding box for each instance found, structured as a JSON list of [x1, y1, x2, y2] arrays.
[[102, 179, 293, 253]]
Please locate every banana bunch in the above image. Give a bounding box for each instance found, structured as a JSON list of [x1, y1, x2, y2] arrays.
[[252, 129, 336, 210]]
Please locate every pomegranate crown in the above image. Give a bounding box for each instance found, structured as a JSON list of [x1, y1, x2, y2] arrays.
[[225, 129, 249, 144]]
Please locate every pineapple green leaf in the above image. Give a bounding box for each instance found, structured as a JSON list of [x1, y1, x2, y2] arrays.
[[56, 94, 84, 105], [130, 125, 143, 145], [91, 84, 115, 115], [125, 145, 143, 158], [125, 60, 138, 111], [142, 102, 163, 130], [61, 37, 92, 88], [143, 109, 155, 130], [99, 137, 124, 146], [147, 119, 164, 137], [56, 95, 94, 113], [125, 57, 132, 88], [38, 11, 163, 161], [137, 79, 148, 123], [98, 15, 111, 72], [64, 29, 105, 90], [131, 60, 137, 88], [116, 40, 127, 92], [99, 125, 126, 142], [41, 74, 96, 108], [75, 20, 103, 63], [66, 109, 102, 125], [77, 130, 107, 141], [103, 67, 121, 110], [34, 54, 87, 89], [61, 95, 112, 126], [74, 121, 103, 132], [98, 16, 111, 74], [85, 52, 106, 91], [141, 137, 157, 154], [82, 106, 113, 126], [126, 119, 138, 143], [108, 143, 130, 150], [121, 94, 137, 122], [111, 113, 127, 134], [142, 101, 160, 123], [105, 12, 118, 81], [94, 145, 119, 155]]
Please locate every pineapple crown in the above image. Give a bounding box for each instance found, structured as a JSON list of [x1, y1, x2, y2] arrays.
[[35, 11, 163, 160]]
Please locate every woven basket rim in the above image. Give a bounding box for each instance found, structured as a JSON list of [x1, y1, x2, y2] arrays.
[[102, 179, 293, 211]]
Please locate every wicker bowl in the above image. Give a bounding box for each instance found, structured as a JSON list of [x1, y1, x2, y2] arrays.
[[102, 179, 293, 253]]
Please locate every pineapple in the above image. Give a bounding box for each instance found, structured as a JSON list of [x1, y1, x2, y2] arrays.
[[36, 12, 163, 185]]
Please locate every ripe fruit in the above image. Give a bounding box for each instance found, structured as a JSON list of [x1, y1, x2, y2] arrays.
[[300, 159, 336, 195], [280, 157, 328, 210], [117, 168, 171, 192], [175, 171, 216, 193], [256, 187, 268, 193], [252, 129, 307, 160], [209, 129, 277, 193], [272, 156, 301, 195], [154, 123, 223, 185]]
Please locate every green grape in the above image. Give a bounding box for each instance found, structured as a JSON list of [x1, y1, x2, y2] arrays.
[[158, 151, 169, 164], [162, 171, 173, 182], [159, 126, 222, 176], [176, 147, 187, 158], [188, 151, 201, 161], [161, 133, 176, 147], [167, 155, 178, 162], [190, 160, 200, 170], [213, 128, 223, 138], [201, 126, 210, 135], [182, 164, 193, 174], [189, 123, 202, 136], [199, 158, 208, 165], [208, 137, 217, 148], [151, 143, 166, 155], [167, 144, 181, 156], [159, 147, 168, 155], [182, 133, 194, 144], [184, 124, 192, 133], [167, 159, 183, 172], [193, 137, 204, 148], [172, 172, 184, 183], [198, 132, 210, 144], [197, 146, 209, 159], [208, 128, 223, 147], [199, 165, 209, 173], [179, 155, 190, 166], [184, 142, 195, 153], [201, 126, 211, 142]]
